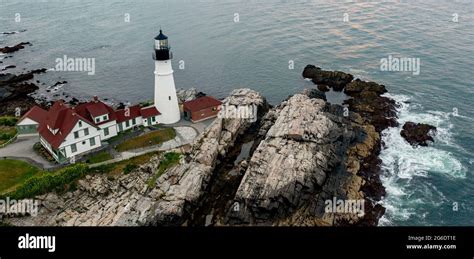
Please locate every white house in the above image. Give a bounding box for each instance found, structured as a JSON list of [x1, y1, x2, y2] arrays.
[[17, 97, 163, 163], [32, 100, 102, 163], [75, 96, 119, 140]]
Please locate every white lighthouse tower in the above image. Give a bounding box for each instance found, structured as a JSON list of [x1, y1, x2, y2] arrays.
[[153, 29, 180, 124]]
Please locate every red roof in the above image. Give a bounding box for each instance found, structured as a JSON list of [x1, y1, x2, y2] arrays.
[[37, 100, 97, 149], [75, 98, 117, 126], [19, 105, 47, 124], [140, 106, 161, 118], [183, 96, 222, 112], [115, 105, 141, 123]]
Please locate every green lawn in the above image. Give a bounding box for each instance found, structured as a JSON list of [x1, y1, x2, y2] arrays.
[[115, 128, 176, 152], [0, 159, 41, 194], [86, 151, 113, 164]]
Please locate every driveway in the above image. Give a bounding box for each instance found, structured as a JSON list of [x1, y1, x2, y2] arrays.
[[0, 136, 55, 169]]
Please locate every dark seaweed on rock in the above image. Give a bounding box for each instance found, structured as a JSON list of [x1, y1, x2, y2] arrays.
[[0, 69, 47, 116]]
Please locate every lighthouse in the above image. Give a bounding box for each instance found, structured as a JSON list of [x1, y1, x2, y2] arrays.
[[153, 29, 180, 124]]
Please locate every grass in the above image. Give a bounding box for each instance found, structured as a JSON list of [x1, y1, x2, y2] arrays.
[[147, 152, 181, 188], [0, 116, 18, 146], [2, 164, 88, 200], [85, 151, 113, 164], [106, 129, 131, 144], [115, 128, 176, 152], [0, 151, 177, 198], [89, 151, 161, 177], [0, 159, 42, 194]]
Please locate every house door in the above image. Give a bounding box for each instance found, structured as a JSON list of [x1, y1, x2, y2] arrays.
[[184, 111, 191, 120]]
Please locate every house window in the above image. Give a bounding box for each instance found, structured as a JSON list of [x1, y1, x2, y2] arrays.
[[95, 117, 100, 123], [132, 118, 136, 125], [78, 121, 82, 127], [71, 143, 77, 153], [126, 120, 130, 127], [90, 137, 96, 146], [151, 116, 156, 122], [104, 127, 109, 136], [103, 115, 107, 121], [84, 128, 89, 136], [212, 107, 217, 111], [82, 141, 86, 145], [74, 131, 79, 139]]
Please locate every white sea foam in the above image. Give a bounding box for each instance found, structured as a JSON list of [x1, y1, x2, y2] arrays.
[[379, 93, 466, 225]]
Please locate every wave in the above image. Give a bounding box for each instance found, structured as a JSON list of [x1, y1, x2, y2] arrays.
[[378, 93, 466, 226]]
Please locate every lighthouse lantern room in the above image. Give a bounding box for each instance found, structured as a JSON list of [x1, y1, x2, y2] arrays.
[[153, 29, 180, 124]]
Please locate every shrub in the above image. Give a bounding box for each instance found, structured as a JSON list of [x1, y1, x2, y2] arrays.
[[3, 164, 89, 200], [147, 152, 181, 188], [33, 142, 55, 162], [123, 164, 138, 174], [0, 117, 18, 127]]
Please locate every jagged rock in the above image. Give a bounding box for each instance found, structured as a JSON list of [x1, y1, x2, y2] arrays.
[[177, 88, 201, 103], [0, 69, 48, 116], [302, 65, 353, 91], [0, 42, 31, 54], [145, 88, 268, 226], [317, 84, 330, 92], [302, 88, 327, 101], [400, 122, 436, 146], [344, 79, 387, 95], [343, 79, 398, 132], [228, 93, 354, 225]]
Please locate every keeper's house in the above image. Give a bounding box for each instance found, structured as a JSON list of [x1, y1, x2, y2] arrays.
[[16, 97, 161, 163]]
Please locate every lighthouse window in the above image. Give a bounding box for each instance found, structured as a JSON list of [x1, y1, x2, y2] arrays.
[[169, 96, 171, 101]]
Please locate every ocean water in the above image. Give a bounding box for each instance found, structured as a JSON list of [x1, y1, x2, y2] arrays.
[[1, 0, 473, 226]]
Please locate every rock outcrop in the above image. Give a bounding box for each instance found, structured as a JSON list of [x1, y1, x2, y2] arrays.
[[227, 87, 386, 226], [344, 78, 398, 132], [146, 88, 268, 225], [225, 66, 398, 226], [5, 155, 165, 226], [228, 93, 349, 224], [0, 69, 47, 116], [0, 42, 31, 54], [302, 65, 353, 91], [400, 122, 436, 146], [177, 87, 206, 103]]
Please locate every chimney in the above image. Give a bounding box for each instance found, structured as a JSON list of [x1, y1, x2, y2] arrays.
[[93, 96, 98, 103]]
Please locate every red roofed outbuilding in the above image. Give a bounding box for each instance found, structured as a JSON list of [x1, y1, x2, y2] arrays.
[[16, 105, 48, 135], [183, 96, 222, 123]]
